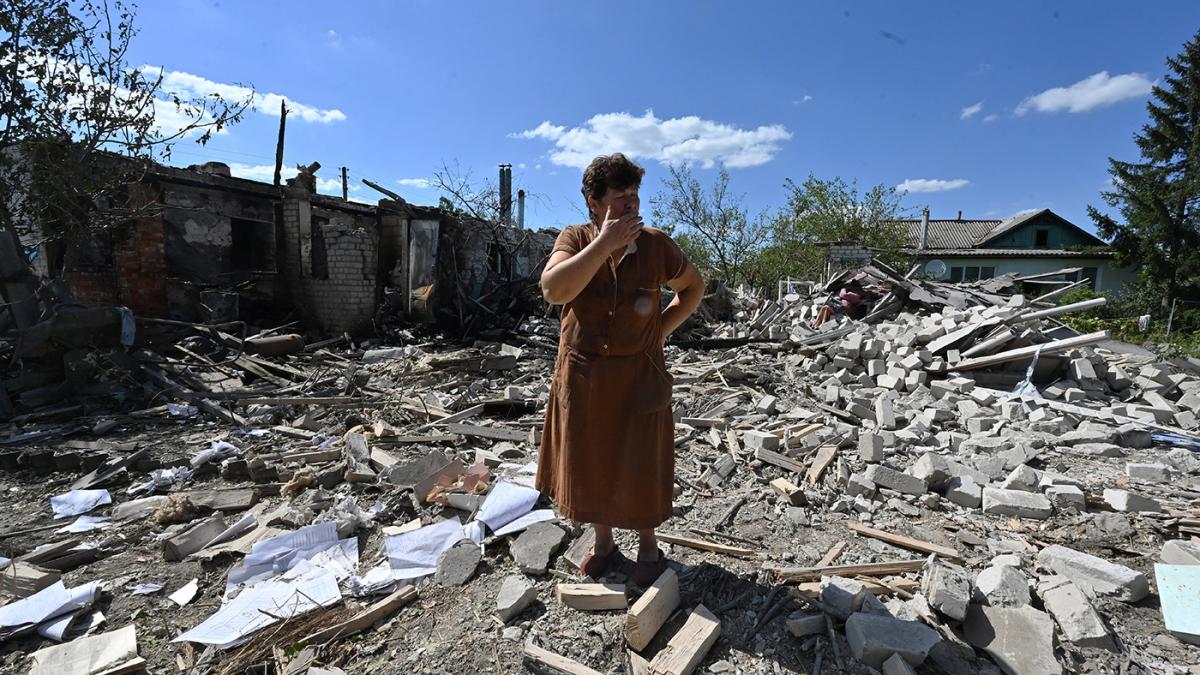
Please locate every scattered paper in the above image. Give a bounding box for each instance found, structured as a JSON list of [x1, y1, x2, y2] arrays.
[[29, 624, 138, 675], [493, 509, 556, 537], [0, 556, 10, 570], [0, 581, 99, 639], [132, 466, 194, 495], [475, 481, 539, 533], [174, 571, 341, 649], [191, 440, 239, 469], [56, 515, 111, 534], [461, 520, 486, 544], [129, 583, 163, 595], [169, 578, 199, 607], [385, 517, 466, 580], [168, 403, 198, 417], [349, 563, 396, 597], [225, 521, 344, 592], [50, 489, 112, 519], [200, 512, 257, 551]]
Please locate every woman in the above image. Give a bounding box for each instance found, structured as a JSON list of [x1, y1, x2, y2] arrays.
[[537, 153, 704, 585]]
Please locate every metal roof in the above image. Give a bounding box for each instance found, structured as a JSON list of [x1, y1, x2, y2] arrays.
[[902, 247, 1115, 258], [889, 219, 1003, 249]]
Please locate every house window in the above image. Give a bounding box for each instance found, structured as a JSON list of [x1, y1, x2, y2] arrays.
[[981, 266, 996, 279], [949, 266, 963, 282], [1035, 229, 1049, 247], [230, 218, 274, 271], [964, 266, 981, 281], [1078, 267, 1098, 291]]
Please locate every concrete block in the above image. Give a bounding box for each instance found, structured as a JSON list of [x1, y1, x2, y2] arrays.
[[845, 612, 942, 669], [162, 514, 227, 561], [975, 564, 1030, 608], [967, 417, 999, 434], [755, 395, 778, 414], [1044, 485, 1086, 512], [1126, 462, 1172, 483], [858, 433, 885, 462], [1070, 443, 1126, 458], [1037, 575, 1116, 651], [875, 396, 897, 429], [742, 430, 779, 451], [999, 464, 1041, 492], [846, 472, 877, 499], [944, 476, 983, 508], [882, 652, 918, 675], [982, 487, 1052, 520], [496, 575, 538, 621], [1103, 488, 1161, 513], [922, 558, 971, 621], [1037, 544, 1149, 602], [864, 464, 927, 496], [820, 575, 868, 620], [1116, 423, 1152, 449], [785, 611, 827, 637], [1162, 539, 1200, 565], [964, 604, 1061, 675]]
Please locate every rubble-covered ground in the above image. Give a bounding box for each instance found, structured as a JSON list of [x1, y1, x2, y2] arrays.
[[2, 267, 1200, 674]]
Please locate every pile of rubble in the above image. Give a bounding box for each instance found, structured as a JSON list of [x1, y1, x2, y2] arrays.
[[0, 263, 1199, 674]]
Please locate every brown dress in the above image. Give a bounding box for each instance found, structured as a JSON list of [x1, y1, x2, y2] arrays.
[[536, 223, 687, 529]]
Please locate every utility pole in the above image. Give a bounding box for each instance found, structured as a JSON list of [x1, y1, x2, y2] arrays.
[[341, 166, 349, 201]]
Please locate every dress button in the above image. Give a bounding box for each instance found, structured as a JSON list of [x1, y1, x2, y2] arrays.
[[608, 311, 613, 316], [603, 344, 609, 350]]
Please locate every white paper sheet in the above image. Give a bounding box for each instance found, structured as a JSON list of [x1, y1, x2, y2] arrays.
[[29, 624, 137, 675], [191, 440, 239, 469], [56, 515, 111, 534], [493, 509, 556, 537], [0, 581, 99, 637], [226, 521, 339, 590], [461, 520, 487, 544], [385, 517, 466, 580], [50, 489, 112, 519], [475, 481, 539, 532], [0, 556, 11, 570], [130, 583, 163, 595], [173, 571, 341, 649], [348, 563, 396, 597], [169, 578, 199, 606]]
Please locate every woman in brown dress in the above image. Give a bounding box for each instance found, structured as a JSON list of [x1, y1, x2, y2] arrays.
[[537, 154, 704, 585]]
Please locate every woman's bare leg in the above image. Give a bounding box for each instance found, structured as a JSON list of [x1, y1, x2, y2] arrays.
[[636, 528, 659, 561], [592, 524, 615, 555]]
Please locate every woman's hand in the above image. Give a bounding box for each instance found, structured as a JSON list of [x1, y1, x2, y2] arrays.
[[595, 205, 642, 254]]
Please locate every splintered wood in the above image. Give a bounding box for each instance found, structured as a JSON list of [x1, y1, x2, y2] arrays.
[[647, 604, 721, 675], [626, 568, 680, 651], [846, 522, 962, 562], [556, 583, 628, 611]]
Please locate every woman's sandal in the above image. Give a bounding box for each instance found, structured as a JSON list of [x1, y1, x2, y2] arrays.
[[633, 550, 670, 587], [580, 545, 623, 578]]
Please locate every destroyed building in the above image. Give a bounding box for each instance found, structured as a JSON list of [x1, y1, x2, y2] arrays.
[[15, 160, 557, 335]]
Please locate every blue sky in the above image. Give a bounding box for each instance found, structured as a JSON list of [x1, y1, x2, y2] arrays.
[[127, 1, 1200, 233]]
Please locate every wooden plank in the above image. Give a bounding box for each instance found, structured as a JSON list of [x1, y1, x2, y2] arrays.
[[816, 541, 847, 568], [784, 423, 825, 448], [794, 577, 919, 599], [769, 478, 805, 506], [626, 568, 680, 651], [805, 445, 838, 485], [303, 585, 417, 644], [417, 403, 484, 430], [628, 651, 651, 675], [523, 643, 605, 675], [656, 533, 754, 558], [768, 559, 926, 583], [846, 522, 961, 562], [647, 604, 721, 675], [278, 449, 342, 465], [181, 488, 258, 512], [950, 330, 1110, 371], [556, 583, 628, 611], [446, 423, 528, 443], [754, 447, 806, 475], [370, 447, 399, 472]]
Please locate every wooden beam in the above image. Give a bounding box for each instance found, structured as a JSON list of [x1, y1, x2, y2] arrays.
[[647, 604, 721, 675], [805, 445, 838, 485], [950, 330, 1110, 371], [846, 522, 961, 562], [768, 559, 926, 583], [754, 447, 806, 475], [793, 577, 920, 599], [769, 478, 805, 506], [523, 643, 605, 675], [626, 568, 680, 652], [303, 585, 416, 644], [656, 533, 754, 558], [556, 583, 628, 611], [815, 541, 847, 568], [447, 423, 528, 442]]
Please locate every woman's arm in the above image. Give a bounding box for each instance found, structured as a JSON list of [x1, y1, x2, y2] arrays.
[[541, 209, 641, 305], [661, 261, 704, 341]]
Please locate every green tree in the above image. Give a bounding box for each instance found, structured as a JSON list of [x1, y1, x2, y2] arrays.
[[0, 0, 252, 248], [764, 175, 910, 282], [1089, 31, 1200, 306], [649, 164, 770, 288]]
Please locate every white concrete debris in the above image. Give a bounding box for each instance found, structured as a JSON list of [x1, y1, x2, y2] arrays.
[[1162, 539, 1200, 566], [1037, 575, 1116, 651], [974, 564, 1030, 608], [982, 487, 1053, 520], [964, 604, 1061, 675], [922, 557, 971, 621], [1102, 488, 1162, 513], [1037, 545, 1149, 603], [863, 464, 926, 496], [844, 612, 942, 669]]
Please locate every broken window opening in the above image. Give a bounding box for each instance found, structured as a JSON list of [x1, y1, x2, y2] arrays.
[[1078, 266, 1098, 291], [1035, 229, 1049, 247], [486, 239, 513, 280], [949, 266, 963, 283], [964, 266, 981, 281], [981, 266, 996, 280], [230, 217, 274, 271]]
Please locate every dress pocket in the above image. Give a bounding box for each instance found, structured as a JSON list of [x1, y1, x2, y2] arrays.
[[554, 348, 591, 413], [633, 351, 673, 414]]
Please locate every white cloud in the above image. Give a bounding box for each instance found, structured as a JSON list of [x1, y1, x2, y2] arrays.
[[327, 30, 342, 50], [517, 163, 527, 169], [960, 101, 984, 120], [983, 114, 999, 123], [792, 95, 813, 105], [226, 162, 353, 195], [1015, 71, 1153, 115], [397, 178, 433, 189], [514, 110, 792, 169], [896, 178, 970, 193], [143, 65, 347, 123]]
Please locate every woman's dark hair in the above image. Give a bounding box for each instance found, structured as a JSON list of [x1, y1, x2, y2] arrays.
[[581, 153, 645, 218]]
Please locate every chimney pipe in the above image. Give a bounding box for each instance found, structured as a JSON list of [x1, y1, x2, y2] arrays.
[[957, 210, 962, 221], [499, 164, 512, 226], [517, 189, 525, 229], [920, 207, 930, 250]]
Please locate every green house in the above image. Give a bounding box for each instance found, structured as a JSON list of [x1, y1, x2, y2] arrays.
[[894, 209, 1138, 293]]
